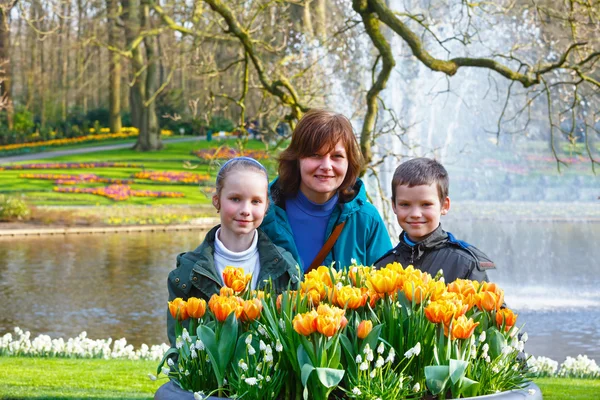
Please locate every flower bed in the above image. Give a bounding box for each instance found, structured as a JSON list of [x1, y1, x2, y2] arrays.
[[1, 162, 143, 171], [53, 184, 185, 201], [20, 173, 133, 185], [133, 171, 211, 185], [159, 264, 540, 399], [191, 147, 269, 161]]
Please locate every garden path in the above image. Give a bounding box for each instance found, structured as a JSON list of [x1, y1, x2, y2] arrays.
[[0, 136, 205, 164]]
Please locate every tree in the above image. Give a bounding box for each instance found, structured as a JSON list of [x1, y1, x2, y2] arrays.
[[0, 0, 17, 129]]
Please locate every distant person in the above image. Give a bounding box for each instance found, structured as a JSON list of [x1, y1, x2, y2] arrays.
[[260, 109, 392, 272], [165, 157, 299, 347], [374, 157, 495, 282]]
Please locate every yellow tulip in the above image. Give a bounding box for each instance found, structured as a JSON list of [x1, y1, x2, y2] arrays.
[[334, 285, 367, 309]]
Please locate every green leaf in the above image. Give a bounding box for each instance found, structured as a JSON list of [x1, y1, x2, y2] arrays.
[[487, 328, 507, 360], [449, 359, 468, 384], [359, 323, 383, 355], [458, 377, 480, 397], [339, 334, 357, 382], [425, 365, 450, 395], [297, 345, 313, 369], [233, 331, 251, 374], [300, 363, 315, 388], [156, 347, 179, 375], [217, 312, 239, 370], [327, 340, 342, 369], [314, 367, 345, 388], [197, 325, 222, 385], [299, 335, 316, 365]]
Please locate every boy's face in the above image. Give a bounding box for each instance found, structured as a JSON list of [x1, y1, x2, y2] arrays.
[[392, 183, 450, 242]]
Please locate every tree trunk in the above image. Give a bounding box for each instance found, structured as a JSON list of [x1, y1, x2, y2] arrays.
[[313, 0, 326, 40], [59, 1, 71, 121], [0, 2, 15, 128], [106, 0, 122, 133]]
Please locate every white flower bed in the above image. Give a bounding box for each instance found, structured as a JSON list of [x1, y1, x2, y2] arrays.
[[2, 326, 599, 380], [0, 327, 169, 361]]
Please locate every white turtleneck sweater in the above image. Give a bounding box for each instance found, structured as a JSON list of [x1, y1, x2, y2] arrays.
[[213, 228, 261, 290]]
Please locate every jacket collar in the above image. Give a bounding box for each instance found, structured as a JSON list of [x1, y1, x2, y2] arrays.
[[398, 225, 448, 259]]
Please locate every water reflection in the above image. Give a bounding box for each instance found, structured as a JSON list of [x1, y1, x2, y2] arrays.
[[1, 204, 599, 363]]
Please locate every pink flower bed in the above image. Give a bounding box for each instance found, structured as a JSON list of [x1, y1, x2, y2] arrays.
[[53, 184, 185, 201]]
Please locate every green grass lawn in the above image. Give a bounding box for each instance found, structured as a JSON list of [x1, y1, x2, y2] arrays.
[[0, 357, 598, 400], [0, 139, 278, 207]]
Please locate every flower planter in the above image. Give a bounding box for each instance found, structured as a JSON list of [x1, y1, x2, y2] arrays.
[[154, 380, 543, 400]]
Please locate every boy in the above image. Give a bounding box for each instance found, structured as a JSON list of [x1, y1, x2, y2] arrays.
[[374, 157, 494, 282]]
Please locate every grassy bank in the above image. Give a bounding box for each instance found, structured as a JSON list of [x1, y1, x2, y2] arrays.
[[0, 357, 599, 399], [0, 139, 276, 208]]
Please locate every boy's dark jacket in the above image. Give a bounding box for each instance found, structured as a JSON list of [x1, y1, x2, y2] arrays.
[[166, 225, 300, 347], [374, 225, 495, 283]]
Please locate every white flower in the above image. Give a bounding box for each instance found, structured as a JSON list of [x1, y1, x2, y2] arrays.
[[404, 342, 421, 358], [148, 373, 157, 381], [359, 361, 369, 371], [386, 348, 395, 364], [161, 366, 170, 376], [351, 258, 358, 265], [375, 356, 384, 369], [182, 329, 191, 343], [528, 389, 537, 396], [193, 391, 205, 400], [175, 337, 183, 349], [191, 349, 197, 359], [366, 350, 374, 362], [413, 382, 420, 392], [352, 387, 361, 395], [275, 340, 283, 352], [363, 343, 371, 354], [259, 340, 267, 351], [336, 282, 343, 290], [479, 331, 486, 342], [184, 369, 190, 376], [370, 369, 376, 378], [266, 375, 271, 382], [377, 342, 385, 354], [167, 358, 175, 367], [257, 325, 267, 336], [355, 354, 362, 363], [195, 339, 205, 351], [279, 318, 286, 331], [245, 334, 253, 345], [521, 332, 529, 343], [238, 359, 248, 371], [245, 377, 258, 386], [247, 344, 256, 355], [492, 366, 500, 373]]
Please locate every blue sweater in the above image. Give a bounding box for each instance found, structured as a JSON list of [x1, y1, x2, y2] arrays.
[[260, 178, 392, 269]]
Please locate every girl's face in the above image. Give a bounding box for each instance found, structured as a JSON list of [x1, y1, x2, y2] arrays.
[[213, 169, 268, 238], [299, 139, 348, 204]]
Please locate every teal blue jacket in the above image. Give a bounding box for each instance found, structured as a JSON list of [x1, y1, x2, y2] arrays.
[[166, 225, 300, 347], [260, 178, 392, 270]]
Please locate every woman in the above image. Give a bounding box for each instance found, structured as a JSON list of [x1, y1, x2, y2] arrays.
[[260, 109, 392, 271]]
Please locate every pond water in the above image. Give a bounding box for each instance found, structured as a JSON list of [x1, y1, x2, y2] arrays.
[[1, 202, 598, 363]]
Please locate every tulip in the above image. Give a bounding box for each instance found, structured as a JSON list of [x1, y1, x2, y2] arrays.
[[186, 297, 207, 319], [451, 315, 480, 340], [208, 294, 242, 322], [476, 290, 503, 312], [293, 310, 318, 336], [496, 308, 518, 331], [357, 320, 373, 339], [168, 298, 189, 321], [222, 267, 251, 293], [403, 281, 425, 304], [241, 298, 263, 322], [334, 285, 367, 309], [367, 271, 396, 295]]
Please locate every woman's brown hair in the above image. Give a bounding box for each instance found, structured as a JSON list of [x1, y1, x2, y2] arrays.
[[278, 109, 364, 202]]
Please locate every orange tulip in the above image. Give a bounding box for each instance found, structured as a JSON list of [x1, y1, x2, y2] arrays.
[[496, 308, 518, 331], [208, 294, 243, 322], [220, 286, 234, 297], [222, 266, 251, 292], [448, 279, 479, 297], [357, 320, 373, 339], [403, 281, 426, 304], [186, 297, 207, 319], [476, 290, 503, 312], [451, 315, 479, 339], [241, 298, 263, 322], [348, 265, 372, 286], [168, 298, 189, 321], [293, 310, 318, 336], [315, 305, 346, 337], [334, 285, 367, 309]]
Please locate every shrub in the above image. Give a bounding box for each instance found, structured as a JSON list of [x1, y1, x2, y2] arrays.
[[209, 115, 234, 133], [0, 195, 31, 221]]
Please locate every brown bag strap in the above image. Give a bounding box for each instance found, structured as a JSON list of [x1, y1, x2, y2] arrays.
[[306, 221, 346, 273]]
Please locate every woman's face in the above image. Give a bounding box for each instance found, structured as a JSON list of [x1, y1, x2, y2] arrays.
[[299, 140, 348, 204]]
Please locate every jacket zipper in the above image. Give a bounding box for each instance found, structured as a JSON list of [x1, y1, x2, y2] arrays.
[[411, 247, 415, 264]]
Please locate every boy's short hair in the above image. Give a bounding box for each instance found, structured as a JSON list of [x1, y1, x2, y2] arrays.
[[391, 157, 449, 203]]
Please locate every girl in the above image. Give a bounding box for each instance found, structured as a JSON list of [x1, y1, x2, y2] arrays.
[[260, 109, 392, 272], [166, 157, 300, 347]]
